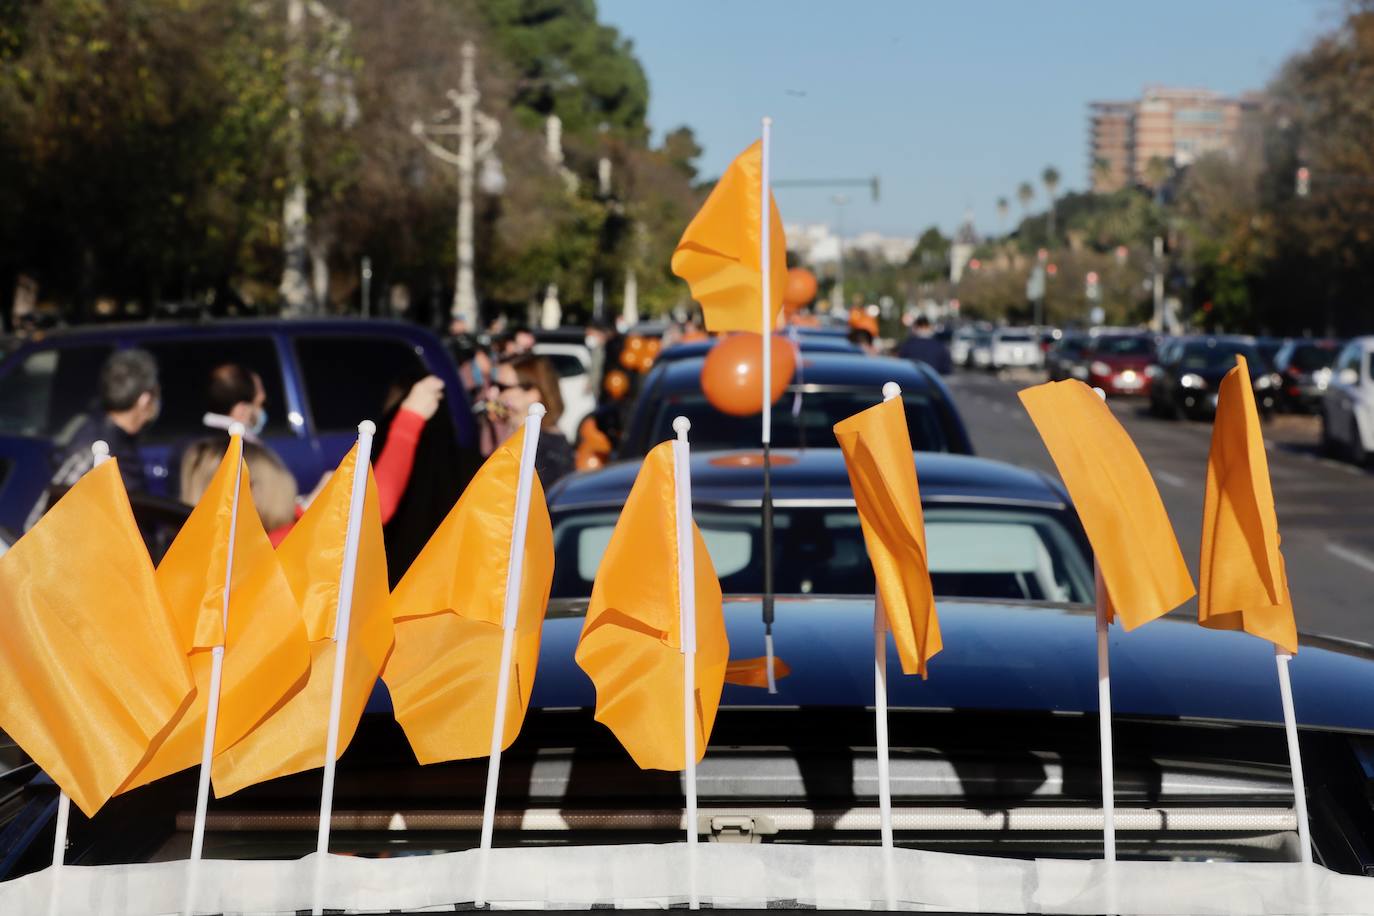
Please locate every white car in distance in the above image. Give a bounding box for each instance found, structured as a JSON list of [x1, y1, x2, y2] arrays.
[[990, 328, 1042, 370], [1322, 335, 1374, 465]]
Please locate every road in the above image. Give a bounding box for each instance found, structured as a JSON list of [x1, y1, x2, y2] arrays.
[[944, 369, 1374, 648]]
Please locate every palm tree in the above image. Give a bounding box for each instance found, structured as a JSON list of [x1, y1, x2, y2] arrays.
[[996, 196, 1009, 234], [1041, 166, 1060, 242], [1092, 156, 1112, 192], [1016, 182, 1034, 220]]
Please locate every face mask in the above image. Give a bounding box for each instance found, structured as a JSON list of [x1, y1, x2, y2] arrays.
[[251, 408, 268, 437], [585, 335, 600, 350]]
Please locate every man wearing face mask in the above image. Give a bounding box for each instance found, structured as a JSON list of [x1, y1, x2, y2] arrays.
[[31, 349, 162, 528], [203, 362, 270, 440]]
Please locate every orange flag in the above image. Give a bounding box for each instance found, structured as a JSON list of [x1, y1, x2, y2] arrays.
[[671, 139, 787, 334], [211, 444, 392, 796], [575, 441, 728, 770], [0, 461, 193, 816], [834, 396, 942, 677], [1199, 356, 1298, 653], [384, 427, 554, 764], [1019, 380, 1195, 628], [119, 437, 310, 792]]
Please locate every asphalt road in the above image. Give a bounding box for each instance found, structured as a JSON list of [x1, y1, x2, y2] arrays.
[[944, 368, 1374, 648]]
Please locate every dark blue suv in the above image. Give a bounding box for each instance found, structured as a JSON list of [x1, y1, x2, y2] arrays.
[[0, 319, 479, 536]]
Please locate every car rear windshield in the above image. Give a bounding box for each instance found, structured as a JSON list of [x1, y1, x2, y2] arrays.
[[650, 390, 951, 452], [551, 504, 1092, 603], [1180, 341, 1259, 371], [1288, 344, 1337, 372], [996, 332, 1033, 342], [1094, 336, 1153, 357]]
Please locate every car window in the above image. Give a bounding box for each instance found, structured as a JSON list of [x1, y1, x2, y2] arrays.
[[1336, 343, 1361, 374], [551, 504, 1092, 602], [141, 337, 289, 443], [996, 332, 1032, 343], [541, 352, 588, 378], [1368, 352, 1374, 383], [1093, 336, 1153, 357], [650, 390, 950, 453], [295, 335, 427, 432], [1179, 341, 1258, 372], [0, 344, 113, 438]]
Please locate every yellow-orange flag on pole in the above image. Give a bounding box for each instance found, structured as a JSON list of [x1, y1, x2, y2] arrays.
[[384, 421, 553, 765], [0, 459, 194, 818], [834, 383, 941, 678], [1200, 355, 1298, 652], [671, 137, 787, 334], [834, 382, 935, 909], [121, 433, 309, 792], [1201, 355, 1312, 865], [575, 435, 728, 771], [1018, 379, 1195, 627], [211, 431, 392, 798], [1018, 378, 1195, 869]]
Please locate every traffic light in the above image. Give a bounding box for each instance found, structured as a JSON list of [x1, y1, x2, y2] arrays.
[[1085, 271, 1101, 301], [1296, 167, 1310, 198]]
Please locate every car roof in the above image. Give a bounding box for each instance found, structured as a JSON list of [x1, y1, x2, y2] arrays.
[[656, 336, 858, 364], [649, 351, 941, 395], [549, 447, 1067, 509]]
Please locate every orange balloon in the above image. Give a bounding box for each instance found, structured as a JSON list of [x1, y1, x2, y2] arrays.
[[618, 347, 642, 371], [626, 335, 646, 351], [604, 369, 630, 400], [700, 333, 798, 417], [782, 267, 818, 312], [575, 417, 613, 471], [643, 337, 662, 357]]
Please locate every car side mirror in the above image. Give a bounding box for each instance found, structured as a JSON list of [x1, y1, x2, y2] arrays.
[[1339, 367, 1359, 386]]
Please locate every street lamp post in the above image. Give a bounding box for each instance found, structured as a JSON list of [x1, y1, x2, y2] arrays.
[[412, 41, 502, 328], [831, 194, 849, 316]]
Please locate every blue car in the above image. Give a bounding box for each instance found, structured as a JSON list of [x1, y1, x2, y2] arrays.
[[0, 319, 480, 535], [619, 352, 972, 458]]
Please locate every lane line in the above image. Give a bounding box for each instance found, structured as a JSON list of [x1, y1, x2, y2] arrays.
[[1153, 470, 1188, 488], [1325, 542, 1374, 576]]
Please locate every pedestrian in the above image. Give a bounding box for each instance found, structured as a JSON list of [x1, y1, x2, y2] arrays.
[[896, 315, 954, 374], [38, 349, 161, 521], [202, 363, 269, 440], [484, 353, 575, 487]]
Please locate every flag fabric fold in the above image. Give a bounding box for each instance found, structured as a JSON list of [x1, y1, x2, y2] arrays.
[[211, 444, 392, 797], [1199, 355, 1298, 653], [1018, 379, 1195, 628], [384, 427, 554, 764], [575, 441, 728, 770], [0, 461, 194, 816], [834, 397, 942, 677], [671, 139, 787, 334], [120, 437, 310, 793]]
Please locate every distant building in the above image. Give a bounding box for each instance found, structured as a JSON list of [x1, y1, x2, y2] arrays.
[[784, 223, 914, 267], [1088, 86, 1261, 192]]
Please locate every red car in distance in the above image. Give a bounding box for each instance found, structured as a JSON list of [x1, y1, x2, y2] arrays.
[[1085, 334, 1156, 396]]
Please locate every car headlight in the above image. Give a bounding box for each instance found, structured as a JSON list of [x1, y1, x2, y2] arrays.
[[1254, 374, 1276, 390], [1180, 373, 1205, 389], [1090, 361, 1111, 376]]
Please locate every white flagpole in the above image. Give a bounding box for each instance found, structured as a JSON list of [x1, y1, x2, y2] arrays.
[[760, 115, 778, 694], [1095, 558, 1119, 916], [47, 440, 111, 916], [1275, 648, 1312, 862], [874, 382, 901, 910], [473, 404, 545, 909], [183, 425, 246, 916], [672, 416, 700, 910], [311, 420, 376, 916]]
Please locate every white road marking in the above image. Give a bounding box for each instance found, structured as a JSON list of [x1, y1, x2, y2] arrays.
[[1153, 470, 1188, 488], [1326, 542, 1374, 576]]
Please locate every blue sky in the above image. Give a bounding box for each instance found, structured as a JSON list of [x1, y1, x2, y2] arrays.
[[598, 0, 1334, 238]]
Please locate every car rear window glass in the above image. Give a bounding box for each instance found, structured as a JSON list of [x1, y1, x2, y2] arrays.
[[1094, 336, 1153, 357], [551, 505, 1092, 602], [997, 332, 1032, 342], [1287, 344, 1336, 372], [650, 390, 949, 453], [141, 337, 289, 443], [295, 335, 426, 432], [0, 344, 112, 437], [542, 352, 587, 378], [1180, 341, 1258, 372]]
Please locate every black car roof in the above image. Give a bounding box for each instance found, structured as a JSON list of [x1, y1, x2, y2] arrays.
[[650, 351, 942, 395], [656, 336, 858, 364], [549, 448, 1068, 509]]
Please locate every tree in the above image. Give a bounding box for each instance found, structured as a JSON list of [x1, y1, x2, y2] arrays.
[[1041, 165, 1060, 242], [1016, 182, 1034, 218], [995, 196, 1009, 234]]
